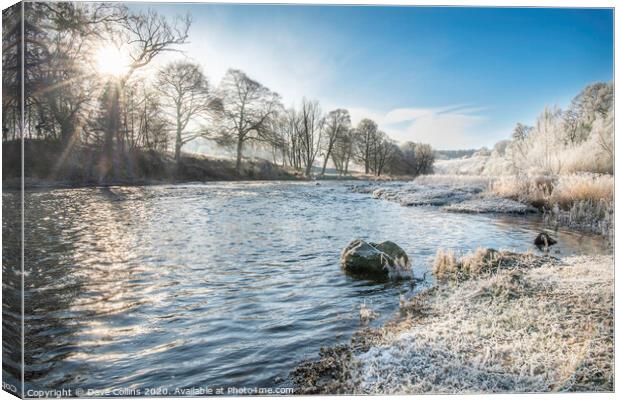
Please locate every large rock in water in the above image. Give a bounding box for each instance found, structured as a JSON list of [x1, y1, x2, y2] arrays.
[[340, 239, 411, 278]]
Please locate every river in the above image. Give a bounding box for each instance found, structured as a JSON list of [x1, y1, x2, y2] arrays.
[[1, 181, 606, 394]]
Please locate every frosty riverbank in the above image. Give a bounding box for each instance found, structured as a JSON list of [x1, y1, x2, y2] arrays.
[[292, 252, 614, 393]]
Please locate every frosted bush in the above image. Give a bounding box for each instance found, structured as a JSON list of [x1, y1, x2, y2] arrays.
[[435, 82, 613, 177]]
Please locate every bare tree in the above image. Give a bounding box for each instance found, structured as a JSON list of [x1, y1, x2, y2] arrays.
[[217, 69, 281, 174], [135, 82, 169, 151], [120, 9, 191, 82], [21, 2, 124, 146], [331, 126, 356, 176], [411, 143, 435, 175], [101, 8, 191, 169], [157, 61, 214, 162], [354, 118, 378, 174], [320, 109, 350, 176], [373, 133, 398, 176], [388, 142, 434, 176], [296, 99, 324, 177]]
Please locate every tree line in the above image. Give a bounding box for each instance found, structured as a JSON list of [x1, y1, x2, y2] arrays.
[[2, 2, 434, 178], [504, 81, 613, 175]]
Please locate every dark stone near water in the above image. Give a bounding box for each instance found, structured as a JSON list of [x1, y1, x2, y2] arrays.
[[534, 232, 557, 247], [340, 239, 410, 277], [370, 240, 410, 268]]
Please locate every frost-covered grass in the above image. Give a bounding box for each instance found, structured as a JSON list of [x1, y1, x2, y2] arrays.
[[488, 175, 552, 208], [356, 172, 613, 235], [487, 174, 614, 238], [369, 182, 481, 207], [549, 174, 614, 208], [544, 200, 614, 241], [442, 196, 538, 214], [489, 174, 613, 209], [345, 253, 614, 394], [415, 174, 493, 189], [359, 302, 378, 324]]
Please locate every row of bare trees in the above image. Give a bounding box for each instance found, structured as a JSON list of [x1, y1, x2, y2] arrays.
[[2, 2, 435, 178]]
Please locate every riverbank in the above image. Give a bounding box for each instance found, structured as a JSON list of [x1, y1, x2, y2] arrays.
[[351, 173, 614, 242], [2, 139, 302, 188], [2, 140, 408, 189], [292, 251, 614, 394]]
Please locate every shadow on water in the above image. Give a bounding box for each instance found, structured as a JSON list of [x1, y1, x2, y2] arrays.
[[13, 181, 609, 393]]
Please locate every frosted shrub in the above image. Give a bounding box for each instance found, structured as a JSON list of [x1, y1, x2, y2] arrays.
[[507, 83, 613, 175], [509, 107, 567, 175], [560, 139, 613, 174]]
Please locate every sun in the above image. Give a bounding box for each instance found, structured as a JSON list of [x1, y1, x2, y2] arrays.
[[94, 45, 131, 77]]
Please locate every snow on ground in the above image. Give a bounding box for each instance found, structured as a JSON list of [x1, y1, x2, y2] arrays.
[[348, 254, 614, 394]]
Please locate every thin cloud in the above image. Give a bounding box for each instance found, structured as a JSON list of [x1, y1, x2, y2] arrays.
[[347, 105, 489, 149]]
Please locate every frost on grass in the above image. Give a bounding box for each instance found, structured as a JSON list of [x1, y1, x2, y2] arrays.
[[369, 181, 482, 207], [359, 302, 378, 324], [349, 254, 613, 394], [293, 253, 613, 394], [442, 196, 538, 214], [544, 200, 614, 242], [432, 247, 552, 282], [363, 176, 542, 215]]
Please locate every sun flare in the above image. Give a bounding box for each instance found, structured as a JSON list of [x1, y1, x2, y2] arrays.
[[95, 45, 130, 77]]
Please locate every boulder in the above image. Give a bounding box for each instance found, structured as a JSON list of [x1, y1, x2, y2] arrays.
[[340, 239, 410, 277], [534, 232, 557, 247], [370, 240, 411, 268]]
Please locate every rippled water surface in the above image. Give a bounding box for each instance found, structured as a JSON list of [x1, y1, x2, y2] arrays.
[[2, 181, 606, 393]]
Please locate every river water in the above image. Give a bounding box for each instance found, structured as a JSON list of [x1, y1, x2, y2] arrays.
[[2, 181, 606, 394]]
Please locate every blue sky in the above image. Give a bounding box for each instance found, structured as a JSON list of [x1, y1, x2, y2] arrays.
[[134, 4, 613, 150]]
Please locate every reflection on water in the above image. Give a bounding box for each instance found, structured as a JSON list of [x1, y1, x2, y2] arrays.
[[3, 191, 23, 396], [3, 181, 608, 393]]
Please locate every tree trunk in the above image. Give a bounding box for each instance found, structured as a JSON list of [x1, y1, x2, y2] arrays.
[[60, 118, 74, 148], [102, 84, 120, 180], [320, 157, 329, 176], [320, 142, 334, 176], [174, 127, 182, 163], [235, 138, 243, 175]]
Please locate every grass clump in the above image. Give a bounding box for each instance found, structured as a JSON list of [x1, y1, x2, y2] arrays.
[[433, 247, 546, 282]]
